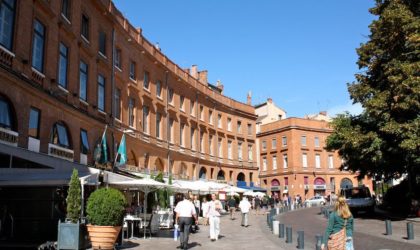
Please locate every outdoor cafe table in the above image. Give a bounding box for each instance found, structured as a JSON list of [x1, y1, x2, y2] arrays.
[[124, 215, 142, 240]]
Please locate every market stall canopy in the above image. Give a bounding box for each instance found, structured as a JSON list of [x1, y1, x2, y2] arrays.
[[222, 186, 248, 193], [243, 190, 256, 196]]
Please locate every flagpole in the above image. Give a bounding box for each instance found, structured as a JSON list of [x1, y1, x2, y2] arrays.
[[113, 133, 123, 169]]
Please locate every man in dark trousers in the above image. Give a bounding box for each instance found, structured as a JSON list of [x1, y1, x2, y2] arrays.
[[227, 196, 237, 220], [175, 193, 198, 250]]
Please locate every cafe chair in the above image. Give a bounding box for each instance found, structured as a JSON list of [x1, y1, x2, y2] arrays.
[[138, 214, 153, 238]]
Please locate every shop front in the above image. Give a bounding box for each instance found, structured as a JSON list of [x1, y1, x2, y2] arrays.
[[270, 179, 281, 199], [313, 177, 327, 196]]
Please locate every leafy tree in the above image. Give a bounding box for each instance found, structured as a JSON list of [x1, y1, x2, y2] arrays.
[[326, 0, 420, 194], [66, 169, 81, 223]]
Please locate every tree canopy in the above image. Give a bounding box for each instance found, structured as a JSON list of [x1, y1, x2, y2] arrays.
[[326, 0, 419, 184]]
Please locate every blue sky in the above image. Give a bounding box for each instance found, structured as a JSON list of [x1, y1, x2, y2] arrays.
[[113, 0, 375, 118]]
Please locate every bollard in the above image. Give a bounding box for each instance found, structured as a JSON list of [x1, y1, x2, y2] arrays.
[[286, 226, 293, 243], [279, 223, 285, 238], [315, 234, 323, 250], [273, 220, 279, 235], [266, 213, 269, 225], [385, 220, 392, 235], [276, 207, 280, 215], [407, 222, 414, 240], [297, 230, 304, 249]]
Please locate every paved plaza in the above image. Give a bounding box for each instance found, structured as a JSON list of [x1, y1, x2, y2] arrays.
[[118, 207, 420, 250]]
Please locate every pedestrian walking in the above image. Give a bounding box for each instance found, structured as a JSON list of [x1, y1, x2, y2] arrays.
[[321, 196, 354, 250], [206, 193, 222, 241], [227, 196, 236, 220], [239, 196, 251, 227], [254, 196, 261, 215], [201, 197, 209, 226], [174, 193, 198, 250]]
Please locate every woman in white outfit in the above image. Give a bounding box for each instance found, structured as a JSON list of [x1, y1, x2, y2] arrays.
[[206, 193, 222, 241]]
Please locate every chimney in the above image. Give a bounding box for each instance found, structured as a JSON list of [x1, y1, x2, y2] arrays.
[[198, 70, 208, 84], [247, 91, 252, 105], [216, 80, 224, 94], [267, 98, 273, 103], [190, 65, 198, 79], [319, 111, 327, 116]]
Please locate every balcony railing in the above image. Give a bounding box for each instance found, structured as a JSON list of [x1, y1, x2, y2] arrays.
[[0, 45, 14, 67], [48, 143, 74, 161], [0, 127, 18, 146]]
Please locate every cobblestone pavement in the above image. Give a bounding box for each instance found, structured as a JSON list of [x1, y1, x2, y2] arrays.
[[272, 207, 420, 250], [119, 211, 279, 250], [118, 207, 420, 250]]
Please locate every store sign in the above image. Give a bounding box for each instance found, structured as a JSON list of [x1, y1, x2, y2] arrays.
[[271, 186, 280, 191], [314, 185, 326, 190]]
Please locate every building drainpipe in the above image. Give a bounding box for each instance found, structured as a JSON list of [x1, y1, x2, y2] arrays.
[[165, 70, 170, 177], [111, 28, 116, 162]]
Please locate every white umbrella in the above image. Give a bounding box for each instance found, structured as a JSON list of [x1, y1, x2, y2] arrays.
[[222, 186, 248, 193], [110, 178, 168, 239], [227, 192, 240, 196], [243, 190, 256, 196], [254, 192, 266, 197]]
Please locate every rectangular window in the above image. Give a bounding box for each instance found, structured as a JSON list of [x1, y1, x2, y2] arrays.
[[58, 43, 68, 88], [80, 129, 89, 154], [200, 131, 204, 152], [28, 108, 40, 138], [238, 142, 242, 160], [129, 61, 136, 80], [315, 154, 321, 168], [301, 135, 307, 146], [227, 118, 232, 131], [81, 14, 89, 40], [262, 140, 267, 151], [228, 140, 232, 159], [115, 88, 121, 120], [180, 95, 185, 111], [61, 0, 70, 21], [168, 88, 174, 104], [79, 61, 88, 101], [315, 136, 320, 147], [247, 123, 252, 135], [262, 157, 267, 171], [0, 0, 16, 50], [282, 136, 287, 147], [142, 106, 149, 133], [209, 110, 213, 125], [272, 156, 277, 170], [248, 144, 253, 160], [128, 98, 135, 127], [302, 153, 308, 168], [283, 154, 288, 168], [218, 138, 223, 157], [209, 135, 213, 155], [115, 49, 121, 69], [190, 128, 195, 150], [156, 80, 162, 98], [143, 71, 150, 89], [180, 123, 185, 146], [237, 121, 242, 133], [169, 118, 174, 143], [32, 19, 45, 72], [272, 138, 277, 149], [190, 101, 195, 116], [304, 176, 309, 185], [200, 106, 204, 120], [328, 155, 334, 169], [284, 177, 289, 186], [217, 114, 222, 128], [97, 75, 105, 111], [156, 112, 161, 139], [98, 31, 106, 55]]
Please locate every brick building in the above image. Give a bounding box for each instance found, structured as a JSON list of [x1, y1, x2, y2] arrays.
[[257, 113, 372, 200], [0, 0, 257, 244]]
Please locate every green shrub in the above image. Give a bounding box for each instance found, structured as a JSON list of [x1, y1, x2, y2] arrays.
[[66, 169, 81, 223], [86, 188, 126, 226]]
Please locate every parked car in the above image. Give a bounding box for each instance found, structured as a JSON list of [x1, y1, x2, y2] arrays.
[[304, 196, 326, 206], [340, 186, 375, 215]]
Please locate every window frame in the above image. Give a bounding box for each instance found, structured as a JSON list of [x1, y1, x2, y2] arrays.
[[115, 88, 121, 120], [129, 60, 136, 80], [31, 19, 46, 73], [80, 129, 89, 154], [97, 74, 105, 111], [142, 106, 149, 134], [28, 107, 40, 139], [61, 0, 71, 22], [79, 60, 88, 101], [58, 42, 69, 88], [143, 71, 150, 90], [81, 14, 89, 41], [98, 30, 106, 56], [0, 0, 16, 51]]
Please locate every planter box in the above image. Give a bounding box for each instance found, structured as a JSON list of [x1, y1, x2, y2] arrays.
[[57, 221, 89, 250]]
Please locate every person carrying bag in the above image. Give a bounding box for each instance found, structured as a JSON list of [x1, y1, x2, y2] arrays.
[[321, 196, 354, 250]]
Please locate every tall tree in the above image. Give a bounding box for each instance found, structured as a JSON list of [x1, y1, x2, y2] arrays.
[[326, 0, 420, 192]]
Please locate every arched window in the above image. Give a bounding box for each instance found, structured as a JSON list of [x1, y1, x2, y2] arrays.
[[199, 167, 207, 179], [340, 178, 353, 189], [237, 172, 245, 182], [217, 170, 225, 180], [51, 122, 71, 148], [0, 95, 15, 130]]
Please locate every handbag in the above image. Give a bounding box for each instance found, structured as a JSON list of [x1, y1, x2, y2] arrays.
[[327, 219, 347, 250], [345, 237, 354, 250]]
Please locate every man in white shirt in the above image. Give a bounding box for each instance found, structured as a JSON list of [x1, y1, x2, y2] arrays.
[[239, 197, 252, 227], [174, 193, 198, 250], [206, 193, 222, 241]]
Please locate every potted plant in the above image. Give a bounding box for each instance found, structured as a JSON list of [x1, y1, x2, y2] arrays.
[[86, 187, 126, 250], [57, 169, 88, 250]]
